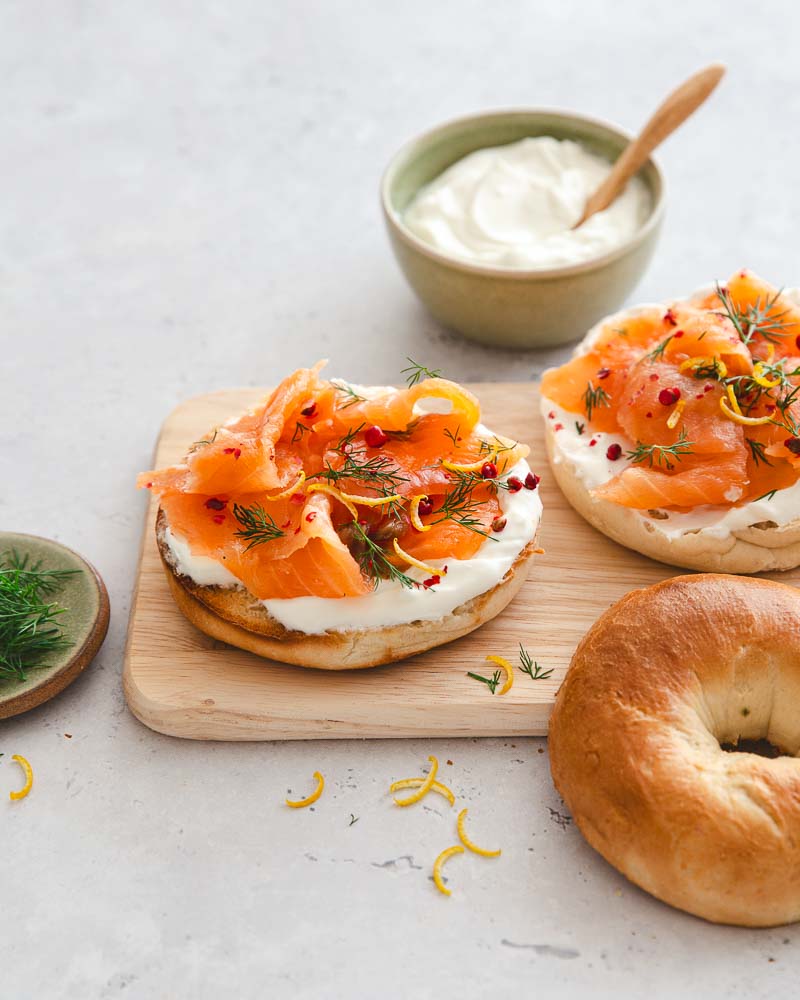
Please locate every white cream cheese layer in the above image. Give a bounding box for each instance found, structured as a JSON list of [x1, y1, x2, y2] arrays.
[[542, 392, 800, 542], [163, 458, 542, 635], [403, 136, 650, 270]]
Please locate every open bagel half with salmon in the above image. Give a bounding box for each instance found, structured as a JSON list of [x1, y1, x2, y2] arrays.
[[138, 362, 543, 668], [540, 270, 800, 573]]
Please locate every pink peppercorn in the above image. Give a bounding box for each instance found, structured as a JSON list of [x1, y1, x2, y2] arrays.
[[364, 425, 388, 448], [658, 387, 681, 406]]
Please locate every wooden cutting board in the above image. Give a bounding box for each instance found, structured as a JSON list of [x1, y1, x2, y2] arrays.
[[123, 383, 798, 741]]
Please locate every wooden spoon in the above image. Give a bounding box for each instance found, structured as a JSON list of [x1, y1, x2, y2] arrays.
[[573, 63, 726, 228]]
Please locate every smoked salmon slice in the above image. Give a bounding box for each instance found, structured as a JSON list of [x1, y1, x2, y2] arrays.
[[139, 362, 534, 600]]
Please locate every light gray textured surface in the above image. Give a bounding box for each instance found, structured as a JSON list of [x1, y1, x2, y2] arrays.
[[3, 2, 799, 997]]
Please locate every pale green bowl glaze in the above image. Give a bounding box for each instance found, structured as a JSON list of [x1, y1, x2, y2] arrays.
[[381, 109, 665, 349]]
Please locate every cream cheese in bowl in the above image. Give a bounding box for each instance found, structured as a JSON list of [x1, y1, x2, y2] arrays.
[[403, 136, 650, 270]]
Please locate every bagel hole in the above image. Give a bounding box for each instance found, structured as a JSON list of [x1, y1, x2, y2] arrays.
[[720, 738, 787, 759]]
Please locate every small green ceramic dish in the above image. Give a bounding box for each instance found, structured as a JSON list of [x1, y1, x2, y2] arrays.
[[0, 532, 109, 719], [381, 109, 665, 349]]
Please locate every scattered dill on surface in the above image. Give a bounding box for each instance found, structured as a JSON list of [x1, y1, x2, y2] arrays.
[[467, 669, 502, 694], [518, 644, 553, 680]]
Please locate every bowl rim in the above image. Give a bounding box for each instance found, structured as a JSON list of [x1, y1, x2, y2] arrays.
[[380, 107, 666, 282]]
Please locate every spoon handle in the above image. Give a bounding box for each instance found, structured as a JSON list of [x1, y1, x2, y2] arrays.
[[575, 63, 726, 228]]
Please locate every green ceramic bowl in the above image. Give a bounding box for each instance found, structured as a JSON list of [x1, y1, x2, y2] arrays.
[[381, 109, 665, 349]]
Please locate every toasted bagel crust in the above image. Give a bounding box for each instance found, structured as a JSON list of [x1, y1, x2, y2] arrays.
[[543, 417, 800, 573], [549, 574, 800, 927], [156, 509, 540, 669]]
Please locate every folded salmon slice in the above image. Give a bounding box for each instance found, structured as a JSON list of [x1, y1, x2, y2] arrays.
[[594, 454, 749, 509], [141, 363, 531, 600]]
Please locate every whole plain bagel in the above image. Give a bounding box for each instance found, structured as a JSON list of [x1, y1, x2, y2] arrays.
[[549, 573, 800, 927]]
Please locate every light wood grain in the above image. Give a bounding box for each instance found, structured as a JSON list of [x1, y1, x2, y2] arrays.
[[123, 382, 797, 742]]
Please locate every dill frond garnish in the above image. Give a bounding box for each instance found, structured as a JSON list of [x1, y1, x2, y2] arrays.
[[430, 484, 495, 540], [645, 333, 677, 362], [626, 429, 694, 471], [518, 644, 553, 680], [306, 425, 409, 505], [189, 428, 218, 453], [0, 551, 78, 683], [575, 421, 585, 436], [754, 489, 778, 502], [348, 520, 417, 589], [714, 282, 791, 346], [725, 358, 800, 426], [232, 503, 285, 550], [292, 422, 310, 444], [746, 438, 773, 467], [331, 380, 367, 409], [582, 381, 611, 421], [467, 669, 502, 694], [402, 358, 442, 387], [691, 358, 727, 381], [443, 425, 461, 448], [479, 435, 519, 460]]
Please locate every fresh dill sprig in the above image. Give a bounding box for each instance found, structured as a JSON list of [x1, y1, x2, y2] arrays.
[[754, 489, 778, 502], [746, 437, 773, 467], [690, 358, 727, 381], [467, 669, 502, 694], [713, 282, 791, 346], [443, 425, 461, 448], [291, 421, 310, 444], [582, 380, 611, 421], [0, 551, 78, 683], [332, 380, 367, 409], [402, 358, 442, 387], [431, 486, 495, 540], [479, 435, 519, 459], [349, 814, 359, 826], [518, 644, 553, 680], [645, 333, 677, 362], [575, 421, 585, 436], [307, 425, 409, 502], [348, 521, 418, 589], [189, 428, 218, 453], [311, 453, 408, 495], [232, 503, 285, 550], [626, 429, 694, 471]]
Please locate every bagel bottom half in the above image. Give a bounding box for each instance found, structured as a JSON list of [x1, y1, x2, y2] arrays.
[[549, 574, 800, 927], [156, 510, 540, 669], [543, 420, 800, 574]]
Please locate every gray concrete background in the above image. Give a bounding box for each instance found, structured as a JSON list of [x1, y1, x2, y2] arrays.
[[3, 1, 799, 997]]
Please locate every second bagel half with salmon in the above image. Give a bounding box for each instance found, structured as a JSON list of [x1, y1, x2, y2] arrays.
[[540, 270, 800, 573]]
